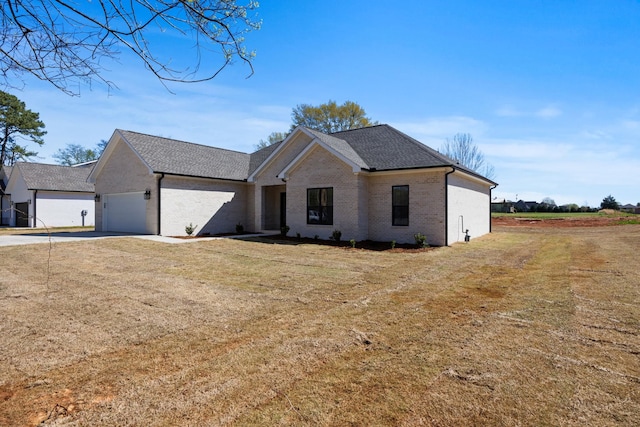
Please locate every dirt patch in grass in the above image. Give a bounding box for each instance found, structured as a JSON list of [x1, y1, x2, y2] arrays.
[[1, 224, 639, 425], [492, 214, 635, 227]]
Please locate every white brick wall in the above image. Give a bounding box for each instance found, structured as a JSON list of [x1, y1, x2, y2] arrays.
[[94, 139, 157, 232], [447, 172, 491, 244], [367, 170, 447, 245], [286, 145, 365, 241], [160, 176, 248, 236]]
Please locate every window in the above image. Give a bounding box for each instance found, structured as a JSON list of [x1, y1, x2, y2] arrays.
[[307, 187, 333, 225], [392, 185, 409, 226]]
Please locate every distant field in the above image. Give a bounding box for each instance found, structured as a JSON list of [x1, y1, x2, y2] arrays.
[[1, 223, 639, 425], [491, 211, 635, 219]]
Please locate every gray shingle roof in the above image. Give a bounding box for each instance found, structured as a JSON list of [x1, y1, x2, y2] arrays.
[[114, 125, 493, 184], [249, 141, 282, 175], [0, 166, 12, 192], [304, 128, 368, 169], [118, 130, 251, 181], [332, 125, 455, 170], [13, 162, 94, 192]]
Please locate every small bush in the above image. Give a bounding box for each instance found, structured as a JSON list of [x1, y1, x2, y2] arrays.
[[296, 232, 301, 240], [391, 240, 396, 249], [331, 229, 342, 242], [236, 223, 244, 234], [280, 225, 290, 236], [349, 239, 356, 248], [414, 232, 428, 248], [185, 223, 198, 236], [314, 235, 319, 240]]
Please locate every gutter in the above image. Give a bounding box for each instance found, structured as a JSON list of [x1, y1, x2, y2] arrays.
[[444, 167, 455, 246], [489, 183, 498, 233], [157, 173, 164, 235]]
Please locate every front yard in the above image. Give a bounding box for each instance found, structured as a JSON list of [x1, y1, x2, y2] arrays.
[[1, 223, 639, 425]]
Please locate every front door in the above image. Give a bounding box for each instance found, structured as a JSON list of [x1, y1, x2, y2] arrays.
[[280, 192, 286, 228], [15, 202, 29, 227]]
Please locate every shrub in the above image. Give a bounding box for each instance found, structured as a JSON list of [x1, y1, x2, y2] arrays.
[[296, 232, 301, 240], [185, 223, 198, 236], [280, 225, 290, 236], [236, 223, 244, 234], [414, 232, 428, 248], [349, 239, 356, 248], [391, 240, 396, 249], [331, 229, 342, 242], [314, 234, 319, 240]]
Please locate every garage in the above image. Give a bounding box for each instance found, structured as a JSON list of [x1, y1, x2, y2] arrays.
[[103, 192, 149, 233]]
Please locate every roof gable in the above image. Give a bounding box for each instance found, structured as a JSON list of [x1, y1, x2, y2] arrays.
[[247, 126, 368, 182], [10, 162, 94, 192], [117, 130, 251, 181], [90, 130, 252, 182]]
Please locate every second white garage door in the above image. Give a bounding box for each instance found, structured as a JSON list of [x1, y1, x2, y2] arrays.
[[103, 192, 149, 233]]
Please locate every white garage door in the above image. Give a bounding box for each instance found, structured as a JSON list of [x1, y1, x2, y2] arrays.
[[103, 192, 149, 233]]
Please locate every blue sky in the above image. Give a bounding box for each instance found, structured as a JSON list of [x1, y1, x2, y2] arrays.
[[15, 0, 640, 207]]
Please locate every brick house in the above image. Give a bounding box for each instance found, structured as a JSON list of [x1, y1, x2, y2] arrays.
[[89, 125, 497, 245]]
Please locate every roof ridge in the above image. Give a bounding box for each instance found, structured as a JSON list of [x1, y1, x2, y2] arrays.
[[328, 123, 388, 136], [118, 129, 250, 156]]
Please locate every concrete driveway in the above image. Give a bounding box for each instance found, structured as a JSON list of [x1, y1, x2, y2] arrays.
[[0, 231, 221, 247]]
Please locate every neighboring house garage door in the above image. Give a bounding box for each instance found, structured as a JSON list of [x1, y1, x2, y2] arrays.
[[103, 192, 148, 233]]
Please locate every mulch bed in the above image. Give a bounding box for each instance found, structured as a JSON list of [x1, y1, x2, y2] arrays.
[[259, 235, 434, 252]]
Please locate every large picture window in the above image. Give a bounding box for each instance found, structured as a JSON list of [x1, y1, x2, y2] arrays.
[[392, 185, 409, 226], [307, 187, 333, 225]]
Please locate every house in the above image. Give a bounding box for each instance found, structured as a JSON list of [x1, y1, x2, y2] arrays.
[[491, 198, 515, 213], [1, 166, 12, 225], [514, 200, 539, 212], [89, 125, 497, 245], [4, 162, 95, 227]]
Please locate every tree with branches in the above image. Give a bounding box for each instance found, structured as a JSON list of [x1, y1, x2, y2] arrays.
[[0, 0, 261, 95], [440, 133, 495, 179], [600, 195, 619, 210], [0, 90, 46, 166], [290, 100, 377, 134], [53, 140, 108, 165], [256, 100, 377, 150], [255, 131, 287, 150]]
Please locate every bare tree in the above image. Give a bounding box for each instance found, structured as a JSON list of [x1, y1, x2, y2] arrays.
[[440, 133, 495, 179], [0, 1, 261, 95]]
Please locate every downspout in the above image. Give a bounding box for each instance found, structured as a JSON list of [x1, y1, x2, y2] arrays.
[[489, 183, 498, 233], [444, 167, 455, 246], [157, 173, 164, 235], [32, 190, 37, 228]]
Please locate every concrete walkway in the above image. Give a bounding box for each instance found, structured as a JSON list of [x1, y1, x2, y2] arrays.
[[0, 231, 269, 247]]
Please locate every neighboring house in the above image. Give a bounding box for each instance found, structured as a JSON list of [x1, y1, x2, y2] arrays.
[[4, 162, 95, 227], [620, 203, 637, 213], [491, 198, 515, 213], [1, 166, 12, 225], [514, 200, 539, 212], [90, 125, 498, 245]]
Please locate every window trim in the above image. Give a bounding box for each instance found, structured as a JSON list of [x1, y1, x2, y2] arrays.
[[392, 185, 409, 226], [307, 187, 334, 225]]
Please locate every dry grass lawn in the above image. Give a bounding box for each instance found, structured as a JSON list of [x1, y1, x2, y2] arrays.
[[0, 224, 638, 426]]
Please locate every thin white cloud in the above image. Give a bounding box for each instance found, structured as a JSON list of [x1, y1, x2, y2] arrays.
[[535, 105, 563, 118], [495, 104, 562, 119], [495, 106, 522, 117]]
